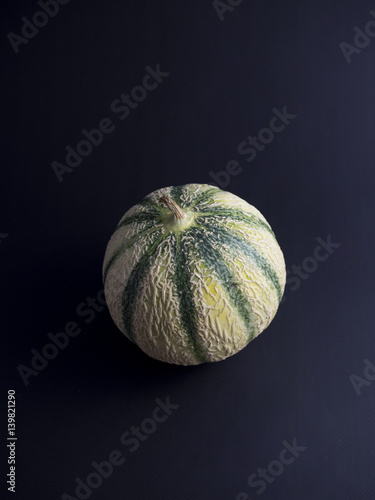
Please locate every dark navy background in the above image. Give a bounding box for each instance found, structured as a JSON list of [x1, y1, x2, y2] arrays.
[[1, 1, 375, 499]]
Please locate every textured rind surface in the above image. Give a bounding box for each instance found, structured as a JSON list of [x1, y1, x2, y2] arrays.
[[103, 183, 286, 365]]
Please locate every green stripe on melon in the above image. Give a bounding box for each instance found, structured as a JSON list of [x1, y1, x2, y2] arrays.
[[103, 183, 286, 365]]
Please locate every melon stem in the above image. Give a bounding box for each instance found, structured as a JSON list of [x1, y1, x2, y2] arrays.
[[159, 196, 185, 220]]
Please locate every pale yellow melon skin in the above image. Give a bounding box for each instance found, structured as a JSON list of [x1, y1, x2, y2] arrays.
[[103, 184, 286, 365]]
